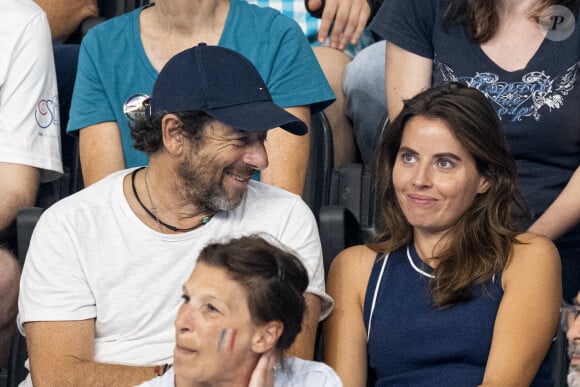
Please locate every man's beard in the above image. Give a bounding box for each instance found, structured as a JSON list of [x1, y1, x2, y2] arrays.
[[568, 366, 580, 387], [202, 178, 246, 212], [177, 152, 251, 213], [569, 341, 580, 387]]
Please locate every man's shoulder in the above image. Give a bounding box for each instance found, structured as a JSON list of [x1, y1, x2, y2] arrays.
[[245, 180, 302, 202], [230, 181, 312, 219], [46, 169, 128, 217], [1, 0, 46, 34], [212, 182, 316, 240]]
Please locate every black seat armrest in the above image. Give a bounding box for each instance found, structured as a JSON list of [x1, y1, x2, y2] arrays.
[[318, 205, 362, 278], [15, 207, 44, 266]]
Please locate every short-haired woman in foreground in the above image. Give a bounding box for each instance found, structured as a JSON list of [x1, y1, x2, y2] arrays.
[[137, 235, 342, 387], [324, 83, 561, 386]]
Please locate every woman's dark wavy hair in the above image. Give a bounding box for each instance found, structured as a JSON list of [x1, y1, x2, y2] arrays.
[[368, 82, 527, 307], [131, 110, 214, 155], [444, 0, 579, 42], [197, 235, 309, 351]]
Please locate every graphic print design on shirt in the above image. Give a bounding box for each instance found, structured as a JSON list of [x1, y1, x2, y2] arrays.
[[434, 60, 579, 122]]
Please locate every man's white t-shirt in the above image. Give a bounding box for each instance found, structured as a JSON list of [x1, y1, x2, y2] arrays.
[[18, 169, 331, 384]]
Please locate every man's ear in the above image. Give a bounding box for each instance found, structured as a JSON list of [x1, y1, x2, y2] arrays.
[[252, 321, 283, 354], [161, 114, 185, 155]]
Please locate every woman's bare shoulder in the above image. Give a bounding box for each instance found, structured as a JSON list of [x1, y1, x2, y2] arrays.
[[328, 245, 379, 292], [503, 232, 561, 285], [333, 245, 378, 271], [512, 232, 559, 259]]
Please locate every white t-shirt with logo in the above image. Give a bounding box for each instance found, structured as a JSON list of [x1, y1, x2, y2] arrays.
[[0, 0, 63, 182]]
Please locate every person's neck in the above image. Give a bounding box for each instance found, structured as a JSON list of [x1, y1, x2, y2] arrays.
[[139, 166, 213, 233], [141, 0, 230, 70], [412, 229, 450, 268], [152, 0, 230, 35], [498, 0, 538, 16]]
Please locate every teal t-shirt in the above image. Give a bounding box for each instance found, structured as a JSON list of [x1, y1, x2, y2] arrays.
[[67, 0, 335, 168]]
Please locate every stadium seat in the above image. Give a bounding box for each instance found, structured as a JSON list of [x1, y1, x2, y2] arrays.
[[5, 208, 44, 387], [318, 114, 389, 276], [303, 111, 334, 220]]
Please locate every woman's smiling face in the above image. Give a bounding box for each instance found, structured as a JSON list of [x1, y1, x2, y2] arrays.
[[392, 115, 488, 238]]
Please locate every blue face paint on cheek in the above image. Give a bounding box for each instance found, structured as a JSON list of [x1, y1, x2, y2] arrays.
[[217, 328, 227, 351]]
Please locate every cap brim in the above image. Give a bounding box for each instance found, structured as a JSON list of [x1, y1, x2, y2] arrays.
[[204, 101, 308, 135]]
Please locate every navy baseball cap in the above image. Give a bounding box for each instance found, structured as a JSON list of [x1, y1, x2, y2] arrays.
[[146, 44, 307, 135]]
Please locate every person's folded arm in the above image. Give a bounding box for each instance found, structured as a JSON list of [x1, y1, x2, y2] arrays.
[[480, 234, 561, 386], [385, 41, 432, 120], [261, 106, 310, 196], [25, 319, 162, 387], [528, 166, 580, 241], [78, 121, 125, 187]]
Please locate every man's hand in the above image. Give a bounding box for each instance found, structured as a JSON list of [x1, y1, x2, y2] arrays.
[[308, 0, 370, 51]]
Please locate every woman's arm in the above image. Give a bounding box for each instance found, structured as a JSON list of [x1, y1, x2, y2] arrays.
[[324, 245, 375, 387], [385, 41, 432, 119], [261, 106, 311, 196], [480, 233, 561, 386], [79, 121, 126, 187], [528, 166, 580, 241]]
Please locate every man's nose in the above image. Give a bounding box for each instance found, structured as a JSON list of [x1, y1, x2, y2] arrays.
[[243, 138, 269, 171]]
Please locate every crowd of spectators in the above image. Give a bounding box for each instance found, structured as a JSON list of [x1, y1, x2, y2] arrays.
[[1, 0, 578, 386]]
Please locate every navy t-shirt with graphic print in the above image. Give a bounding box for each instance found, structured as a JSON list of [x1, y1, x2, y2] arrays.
[[371, 0, 580, 247]]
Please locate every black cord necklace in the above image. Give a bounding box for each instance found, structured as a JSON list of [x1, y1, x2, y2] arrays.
[[131, 167, 211, 232]]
